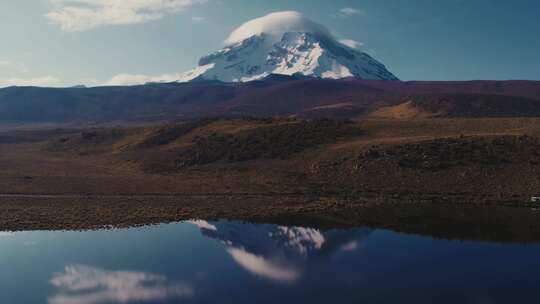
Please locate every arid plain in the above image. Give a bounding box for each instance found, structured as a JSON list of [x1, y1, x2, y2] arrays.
[[2, 117, 540, 242]]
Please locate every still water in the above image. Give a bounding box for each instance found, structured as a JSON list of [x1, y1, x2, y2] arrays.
[[1, 220, 539, 304]]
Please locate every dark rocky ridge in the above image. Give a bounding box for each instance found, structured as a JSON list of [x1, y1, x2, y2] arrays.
[[1, 78, 540, 124]]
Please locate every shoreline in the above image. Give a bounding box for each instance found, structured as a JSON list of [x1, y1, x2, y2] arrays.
[[2, 194, 540, 244]]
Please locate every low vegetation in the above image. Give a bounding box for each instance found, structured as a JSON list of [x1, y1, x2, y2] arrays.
[[360, 135, 540, 171], [136, 118, 217, 148], [174, 119, 362, 167], [47, 128, 132, 154]]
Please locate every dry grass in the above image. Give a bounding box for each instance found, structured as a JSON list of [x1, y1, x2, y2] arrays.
[[369, 100, 440, 119], [2, 117, 540, 232]]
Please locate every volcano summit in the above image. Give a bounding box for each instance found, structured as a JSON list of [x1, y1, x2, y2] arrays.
[[178, 11, 398, 82]]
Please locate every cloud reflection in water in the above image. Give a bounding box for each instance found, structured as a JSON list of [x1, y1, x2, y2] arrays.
[[48, 265, 192, 304], [227, 247, 300, 282]]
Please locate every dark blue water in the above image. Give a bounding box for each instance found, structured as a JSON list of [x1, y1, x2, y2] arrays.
[[1, 220, 539, 304]]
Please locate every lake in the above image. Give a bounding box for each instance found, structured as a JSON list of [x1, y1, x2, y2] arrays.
[[1, 220, 539, 304]]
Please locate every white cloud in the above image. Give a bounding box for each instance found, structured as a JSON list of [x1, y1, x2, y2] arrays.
[[191, 16, 206, 22], [0, 60, 30, 73], [78, 78, 101, 86], [0, 76, 61, 87], [104, 63, 215, 85], [104, 73, 181, 85], [225, 11, 332, 45], [46, 0, 206, 32], [338, 39, 363, 49], [49, 264, 193, 304], [339, 7, 361, 17]]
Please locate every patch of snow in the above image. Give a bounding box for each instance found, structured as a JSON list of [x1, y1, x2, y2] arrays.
[[177, 63, 215, 82], [321, 62, 353, 79], [187, 220, 218, 231]]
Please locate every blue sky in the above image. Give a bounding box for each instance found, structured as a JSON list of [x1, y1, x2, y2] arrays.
[[1, 0, 539, 87]]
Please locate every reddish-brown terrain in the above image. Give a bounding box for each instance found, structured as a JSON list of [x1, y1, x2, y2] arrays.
[[2, 77, 540, 123], [2, 77, 540, 239], [2, 117, 540, 242]]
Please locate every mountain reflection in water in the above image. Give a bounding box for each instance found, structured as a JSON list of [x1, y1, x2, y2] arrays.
[[2, 220, 540, 304], [188, 220, 372, 283]]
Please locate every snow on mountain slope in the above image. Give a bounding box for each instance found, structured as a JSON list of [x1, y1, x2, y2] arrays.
[[178, 11, 398, 82]]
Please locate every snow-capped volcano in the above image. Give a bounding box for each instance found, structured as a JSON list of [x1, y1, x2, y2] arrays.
[[179, 11, 398, 82]]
